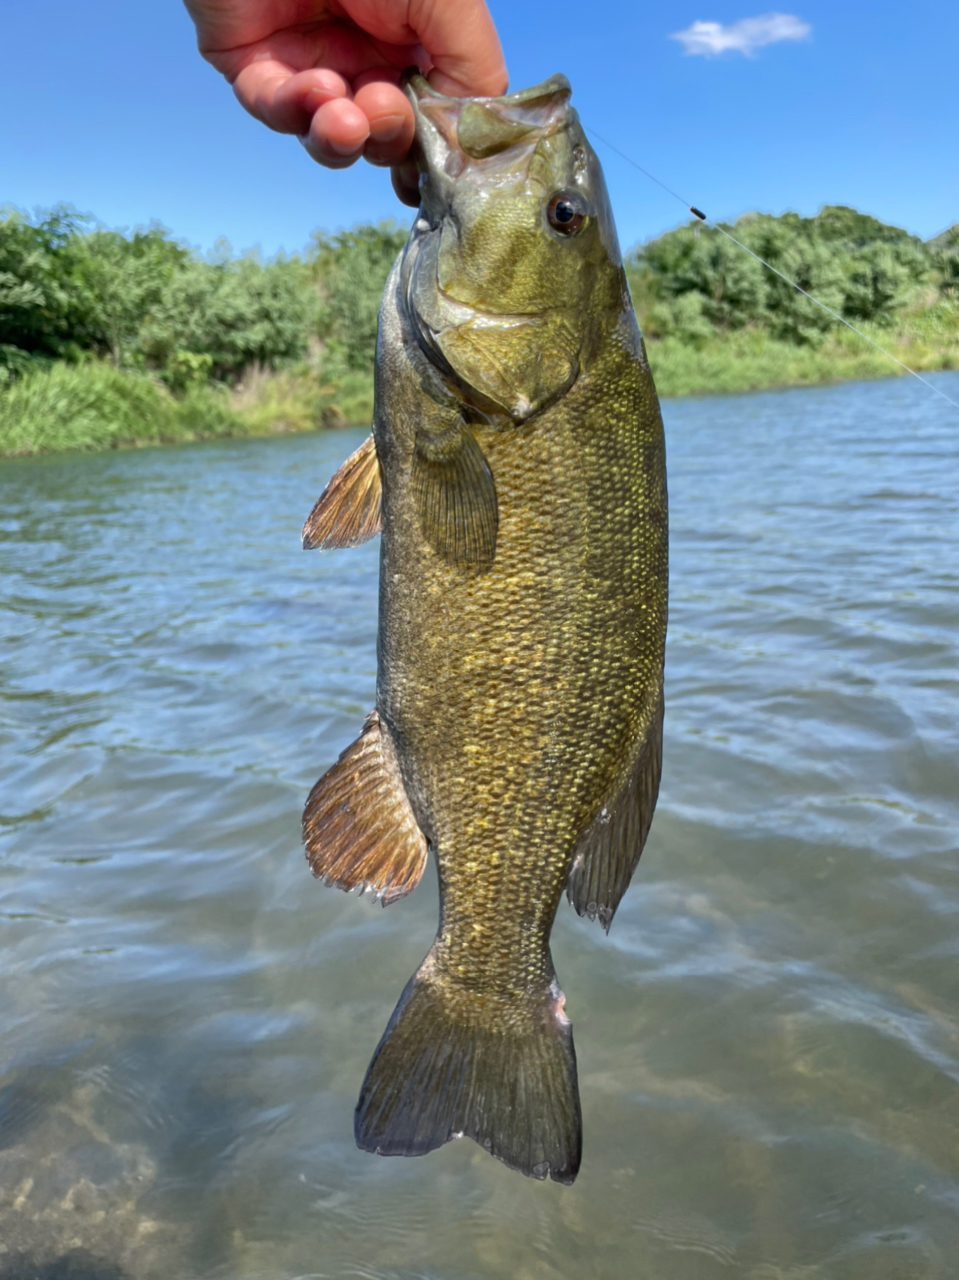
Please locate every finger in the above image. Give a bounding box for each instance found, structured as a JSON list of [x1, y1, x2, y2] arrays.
[[354, 81, 416, 167], [337, 1, 507, 97], [233, 61, 351, 133], [407, 0, 508, 98], [391, 161, 421, 208], [352, 67, 403, 92], [301, 97, 370, 168], [272, 69, 353, 135]]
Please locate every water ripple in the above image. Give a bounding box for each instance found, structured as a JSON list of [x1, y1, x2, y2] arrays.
[[0, 379, 958, 1276]]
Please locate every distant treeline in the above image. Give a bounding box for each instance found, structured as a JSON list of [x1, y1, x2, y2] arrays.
[[0, 204, 405, 393], [626, 204, 958, 345], [1, 202, 957, 454]]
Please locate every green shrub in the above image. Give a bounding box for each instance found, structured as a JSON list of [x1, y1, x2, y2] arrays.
[[630, 205, 932, 347], [139, 250, 316, 386]]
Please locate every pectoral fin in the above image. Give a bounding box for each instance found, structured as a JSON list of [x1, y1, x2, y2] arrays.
[[566, 690, 664, 932], [303, 711, 427, 905], [302, 433, 382, 550], [411, 422, 497, 569]]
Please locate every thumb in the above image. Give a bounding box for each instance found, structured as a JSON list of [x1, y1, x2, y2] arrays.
[[410, 0, 508, 96]]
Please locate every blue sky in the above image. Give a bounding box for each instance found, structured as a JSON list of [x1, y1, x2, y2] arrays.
[[2, 0, 955, 257]]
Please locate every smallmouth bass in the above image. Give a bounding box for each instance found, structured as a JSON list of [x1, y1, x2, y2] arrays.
[[301, 72, 668, 1184]]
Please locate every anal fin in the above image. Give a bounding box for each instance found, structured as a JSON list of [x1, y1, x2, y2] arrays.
[[566, 689, 664, 932], [303, 711, 427, 905], [302, 433, 382, 550]]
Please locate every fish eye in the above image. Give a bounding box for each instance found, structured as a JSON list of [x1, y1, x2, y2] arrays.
[[547, 191, 589, 236]]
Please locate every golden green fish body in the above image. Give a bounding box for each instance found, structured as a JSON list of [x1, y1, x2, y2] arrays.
[[302, 73, 667, 1183], [377, 325, 667, 992]]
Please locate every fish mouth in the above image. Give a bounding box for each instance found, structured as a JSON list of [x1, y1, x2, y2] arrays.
[[401, 70, 572, 202]]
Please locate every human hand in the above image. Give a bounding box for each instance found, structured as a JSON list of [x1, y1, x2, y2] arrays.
[[184, 1, 508, 204]]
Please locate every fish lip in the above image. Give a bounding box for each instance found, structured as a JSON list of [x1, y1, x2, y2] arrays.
[[400, 69, 573, 185], [400, 69, 572, 112]]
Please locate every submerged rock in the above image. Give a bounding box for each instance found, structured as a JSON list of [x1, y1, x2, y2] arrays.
[[0, 1082, 187, 1280]]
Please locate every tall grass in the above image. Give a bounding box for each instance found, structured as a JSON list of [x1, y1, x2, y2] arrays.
[[648, 305, 959, 398], [0, 360, 378, 458], [227, 363, 374, 435], [0, 362, 239, 456]]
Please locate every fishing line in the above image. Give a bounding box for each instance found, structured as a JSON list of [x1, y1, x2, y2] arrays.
[[586, 127, 959, 413]]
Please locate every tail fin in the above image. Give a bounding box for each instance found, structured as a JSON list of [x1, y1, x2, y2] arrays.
[[355, 963, 581, 1184]]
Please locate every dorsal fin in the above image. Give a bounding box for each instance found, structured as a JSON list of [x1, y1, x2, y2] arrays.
[[566, 690, 664, 932], [302, 433, 382, 550]]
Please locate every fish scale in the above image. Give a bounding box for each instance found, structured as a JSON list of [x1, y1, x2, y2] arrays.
[[382, 363, 661, 959], [300, 71, 667, 1183]]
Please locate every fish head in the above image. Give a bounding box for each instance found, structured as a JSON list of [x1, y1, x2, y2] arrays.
[[401, 73, 628, 422]]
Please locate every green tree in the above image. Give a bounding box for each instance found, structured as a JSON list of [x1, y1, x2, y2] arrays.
[[310, 221, 408, 373], [0, 205, 96, 374], [931, 224, 959, 294], [139, 248, 315, 387], [637, 222, 767, 336], [741, 215, 846, 342], [628, 204, 932, 346], [76, 224, 188, 367]]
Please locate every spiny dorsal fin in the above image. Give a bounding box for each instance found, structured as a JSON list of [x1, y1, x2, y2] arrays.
[[411, 421, 497, 569], [303, 711, 427, 905], [566, 690, 664, 932], [302, 433, 382, 550]]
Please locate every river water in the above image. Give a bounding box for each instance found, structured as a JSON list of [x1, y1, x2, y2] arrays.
[[1, 373, 957, 1279]]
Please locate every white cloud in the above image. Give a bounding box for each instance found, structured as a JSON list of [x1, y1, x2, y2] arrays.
[[671, 12, 811, 57]]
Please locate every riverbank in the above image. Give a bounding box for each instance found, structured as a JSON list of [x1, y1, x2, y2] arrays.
[[3, 203, 956, 456], [647, 299, 959, 396], [2, 308, 956, 458], [0, 360, 370, 457]]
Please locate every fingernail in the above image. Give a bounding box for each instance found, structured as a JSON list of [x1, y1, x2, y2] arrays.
[[299, 134, 359, 168], [326, 135, 364, 158], [371, 114, 406, 143]]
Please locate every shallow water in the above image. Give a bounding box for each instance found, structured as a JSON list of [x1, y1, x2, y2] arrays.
[[1, 373, 958, 1279]]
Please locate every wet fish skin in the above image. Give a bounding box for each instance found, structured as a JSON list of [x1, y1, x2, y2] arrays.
[[302, 73, 667, 1184]]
